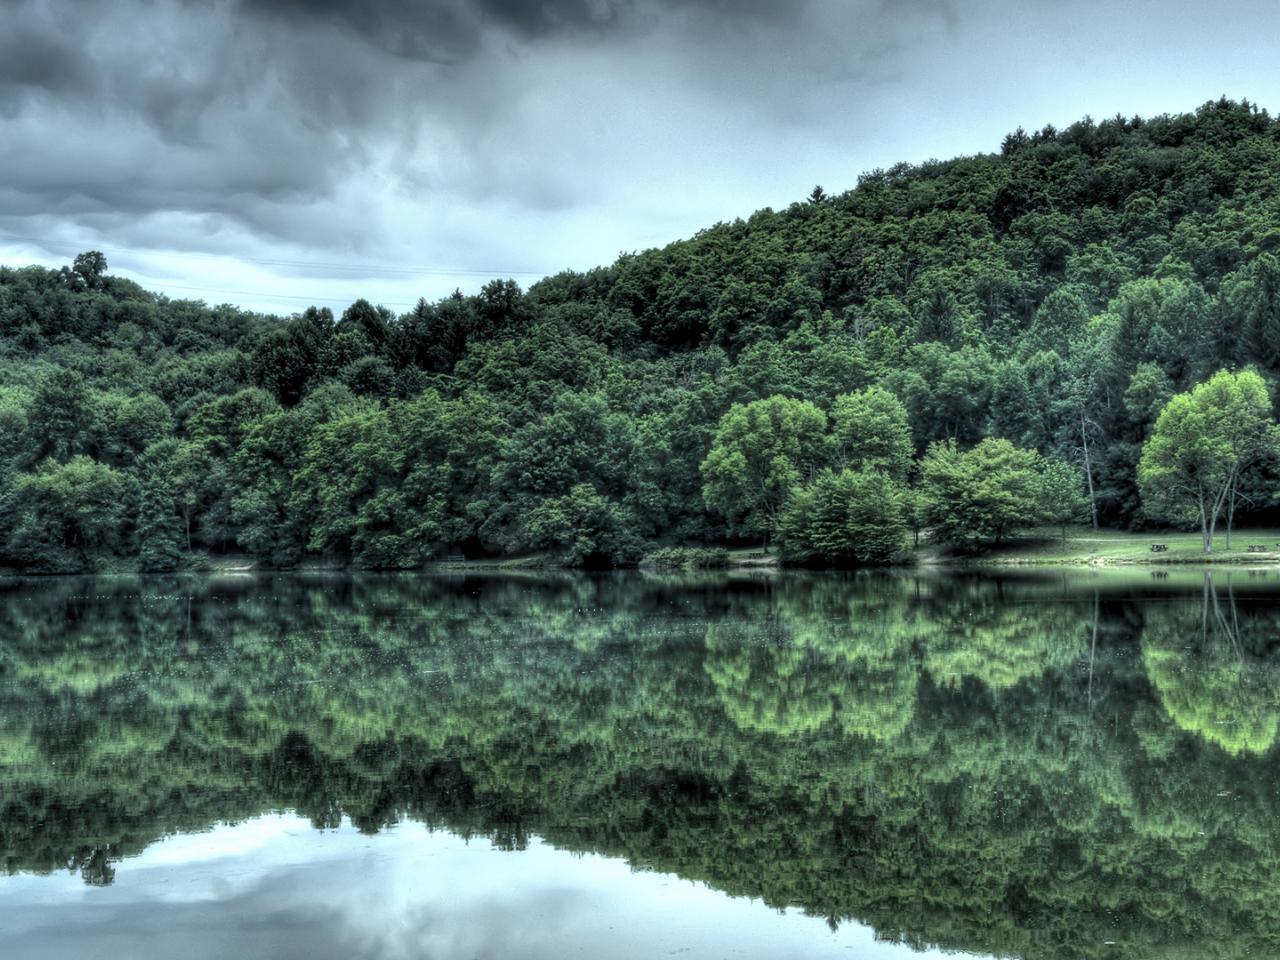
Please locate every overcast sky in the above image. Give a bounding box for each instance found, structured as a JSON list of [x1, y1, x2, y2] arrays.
[[3, 0, 1280, 315]]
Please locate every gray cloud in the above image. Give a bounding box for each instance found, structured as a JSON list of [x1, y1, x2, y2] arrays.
[[238, 0, 805, 59], [0, 0, 1277, 312], [0, 19, 93, 106], [240, 0, 625, 62], [0, 0, 823, 267]]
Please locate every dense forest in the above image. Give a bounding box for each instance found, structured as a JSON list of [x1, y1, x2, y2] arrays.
[[4, 572, 1280, 958], [5, 98, 1280, 571]]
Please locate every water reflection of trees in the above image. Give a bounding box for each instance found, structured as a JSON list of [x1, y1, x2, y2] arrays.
[[3, 573, 1280, 958], [1142, 571, 1280, 756]]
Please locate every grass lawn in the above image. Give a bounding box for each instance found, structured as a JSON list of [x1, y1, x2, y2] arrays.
[[726, 546, 779, 566], [974, 525, 1280, 565]]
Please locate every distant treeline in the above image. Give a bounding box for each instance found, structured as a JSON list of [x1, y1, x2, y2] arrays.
[[4, 98, 1280, 571]]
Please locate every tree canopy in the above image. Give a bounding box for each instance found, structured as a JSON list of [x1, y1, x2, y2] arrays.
[[1138, 369, 1276, 551], [920, 438, 1044, 549], [700, 395, 827, 547], [6, 100, 1280, 569]]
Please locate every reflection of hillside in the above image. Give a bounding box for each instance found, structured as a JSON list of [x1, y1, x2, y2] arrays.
[[2, 573, 1280, 958]]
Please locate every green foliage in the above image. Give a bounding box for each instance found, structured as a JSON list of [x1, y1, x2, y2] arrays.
[[0, 456, 129, 571], [249, 316, 323, 405], [922, 438, 1043, 548], [28, 367, 90, 462], [486, 390, 634, 556], [523, 483, 641, 567], [780, 469, 908, 564], [700, 395, 828, 545], [290, 398, 454, 568], [70, 250, 108, 290], [1037, 459, 1091, 543], [135, 480, 183, 572], [1138, 369, 1276, 550], [829, 385, 913, 479], [639, 546, 730, 570], [1123, 362, 1175, 433], [6, 101, 1280, 569]]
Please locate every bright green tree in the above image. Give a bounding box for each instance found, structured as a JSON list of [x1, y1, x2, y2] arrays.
[[1037, 459, 1090, 547], [921, 438, 1043, 549], [1138, 369, 1275, 552], [700, 395, 828, 550], [830, 386, 914, 480], [779, 469, 908, 564]]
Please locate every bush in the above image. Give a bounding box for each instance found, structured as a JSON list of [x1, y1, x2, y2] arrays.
[[0, 456, 131, 572], [640, 546, 730, 571], [523, 483, 643, 567], [920, 438, 1042, 550], [780, 469, 907, 565]]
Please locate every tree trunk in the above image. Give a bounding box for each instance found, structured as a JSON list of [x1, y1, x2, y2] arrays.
[[1199, 492, 1212, 553], [1205, 473, 1234, 555], [1226, 472, 1237, 550], [1080, 415, 1098, 530], [1202, 572, 1210, 641]]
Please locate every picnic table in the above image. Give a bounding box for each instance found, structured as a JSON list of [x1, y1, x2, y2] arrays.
[[1248, 544, 1269, 553], [1149, 543, 1168, 553]]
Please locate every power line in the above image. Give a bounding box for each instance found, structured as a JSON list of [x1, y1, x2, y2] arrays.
[[154, 281, 421, 310], [0, 231, 566, 312], [0, 231, 550, 279]]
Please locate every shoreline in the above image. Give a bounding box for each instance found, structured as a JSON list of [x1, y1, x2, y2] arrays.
[[9, 529, 1280, 577]]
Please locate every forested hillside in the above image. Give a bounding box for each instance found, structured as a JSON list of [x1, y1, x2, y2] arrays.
[[4, 98, 1280, 571]]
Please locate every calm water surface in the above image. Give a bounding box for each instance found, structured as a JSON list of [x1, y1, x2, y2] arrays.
[[2, 569, 1279, 959]]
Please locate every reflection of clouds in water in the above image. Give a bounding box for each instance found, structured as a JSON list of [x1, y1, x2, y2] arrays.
[[0, 817, 967, 960], [139, 814, 308, 872]]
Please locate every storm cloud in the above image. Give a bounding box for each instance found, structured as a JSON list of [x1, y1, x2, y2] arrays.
[[2, 0, 1280, 311]]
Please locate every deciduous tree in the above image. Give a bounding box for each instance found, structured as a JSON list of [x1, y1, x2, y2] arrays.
[[701, 395, 828, 550], [1138, 369, 1276, 551]]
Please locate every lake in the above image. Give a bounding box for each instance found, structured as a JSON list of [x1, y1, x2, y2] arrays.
[[1, 569, 1278, 959]]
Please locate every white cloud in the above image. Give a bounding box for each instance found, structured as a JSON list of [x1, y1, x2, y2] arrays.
[[3, 0, 1280, 314]]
